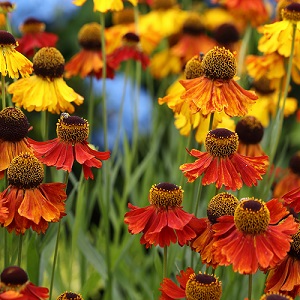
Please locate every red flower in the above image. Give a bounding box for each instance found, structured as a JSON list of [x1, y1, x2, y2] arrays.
[[28, 114, 110, 180], [180, 128, 268, 191], [124, 183, 201, 248]]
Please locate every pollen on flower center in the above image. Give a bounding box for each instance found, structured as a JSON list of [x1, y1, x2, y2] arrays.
[[234, 198, 270, 234], [33, 47, 65, 79], [57, 291, 83, 300], [289, 152, 300, 175], [185, 272, 222, 300], [1, 266, 28, 287], [289, 229, 300, 258], [0, 30, 17, 46], [149, 183, 183, 208], [0, 107, 30, 142], [282, 2, 300, 22], [182, 13, 205, 36], [185, 54, 204, 79], [201, 46, 237, 80], [78, 22, 101, 50], [7, 152, 44, 189], [56, 114, 89, 144], [207, 192, 239, 224], [205, 128, 239, 158], [19, 18, 45, 34], [261, 293, 294, 300], [235, 116, 264, 144]]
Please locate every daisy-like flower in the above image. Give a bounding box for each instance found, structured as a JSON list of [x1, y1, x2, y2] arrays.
[[191, 192, 239, 268], [159, 268, 222, 300], [0, 107, 33, 179], [65, 22, 114, 80], [7, 47, 84, 114], [0, 30, 33, 79], [179, 46, 258, 117], [124, 182, 201, 248], [213, 197, 298, 274], [260, 292, 294, 300], [0, 152, 67, 234], [29, 113, 110, 180], [56, 291, 83, 300], [17, 18, 58, 57], [235, 116, 267, 157], [73, 0, 137, 12], [0, 266, 49, 299], [107, 32, 150, 70], [180, 128, 269, 191]]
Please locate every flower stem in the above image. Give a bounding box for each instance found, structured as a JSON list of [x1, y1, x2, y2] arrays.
[[17, 234, 23, 266], [248, 273, 252, 300], [1, 74, 6, 109], [87, 76, 95, 142], [163, 246, 168, 279]]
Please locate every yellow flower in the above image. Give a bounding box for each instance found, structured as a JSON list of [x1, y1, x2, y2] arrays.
[[73, 0, 137, 12], [7, 47, 83, 114]]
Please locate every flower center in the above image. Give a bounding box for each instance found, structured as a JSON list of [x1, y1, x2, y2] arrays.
[[185, 273, 222, 300], [56, 114, 89, 144], [202, 46, 237, 80], [7, 153, 44, 189], [57, 292, 83, 300], [0, 107, 30, 142], [235, 116, 264, 144], [149, 183, 183, 208], [234, 198, 270, 235], [78, 22, 101, 50], [182, 13, 205, 36], [261, 293, 294, 300], [252, 76, 275, 94], [205, 128, 239, 158], [1, 266, 28, 286], [0, 30, 17, 47], [213, 23, 240, 45], [289, 152, 300, 175], [0, 2, 15, 13], [33, 47, 65, 79], [19, 18, 45, 34], [289, 229, 300, 259], [122, 32, 140, 46], [282, 2, 300, 22], [112, 8, 135, 25], [152, 0, 176, 10], [207, 192, 239, 224], [185, 54, 204, 79]]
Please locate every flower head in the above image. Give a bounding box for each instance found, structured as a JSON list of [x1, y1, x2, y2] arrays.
[[29, 114, 110, 180], [124, 182, 201, 248], [56, 291, 83, 300], [180, 128, 268, 190], [213, 22, 240, 52], [260, 292, 294, 300], [7, 47, 84, 114], [73, 0, 137, 12]]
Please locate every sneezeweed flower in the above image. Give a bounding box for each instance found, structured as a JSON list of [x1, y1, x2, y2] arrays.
[[72, 0, 137, 12], [17, 17, 58, 57], [235, 115, 267, 157], [0, 266, 49, 299], [0, 107, 33, 179], [56, 291, 83, 300], [180, 128, 268, 191], [107, 32, 150, 70], [65, 22, 114, 80], [213, 197, 298, 274], [159, 267, 222, 300], [0, 152, 67, 234], [191, 192, 239, 268], [124, 182, 201, 248], [0, 30, 33, 79], [179, 46, 258, 117], [260, 292, 294, 300], [28, 114, 110, 180], [7, 47, 84, 114]]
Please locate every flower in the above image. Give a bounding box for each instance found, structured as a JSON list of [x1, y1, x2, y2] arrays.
[[107, 32, 150, 70], [212, 198, 298, 274], [260, 292, 294, 300], [159, 267, 222, 300], [179, 46, 258, 117], [0, 266, 49, 299], [73, 0, 137, 12], [0, 152, 67, 234], [235, 115, 267, 157], [56, 291, 83, 300], [17, 17, 58, 57], [0, 30, 33, 78], [7, 47, 84, 114], [124, 182, 201, 248], [65, 22, 114, 80], [180, 128, 269, 191], [0, 107, 33, 179], [28, 114, 110, 180]]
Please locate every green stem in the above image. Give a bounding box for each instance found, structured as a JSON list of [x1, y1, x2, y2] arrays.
[[41, 111, 49, 141], [248, 273, 252, 300], [87, 76, 95, 142], [17, 234, 23, 266], [1, 74, 6, 109], [163, 246, 168, 279], [4, 229, 8, 268], [208, 113, 214, 131]]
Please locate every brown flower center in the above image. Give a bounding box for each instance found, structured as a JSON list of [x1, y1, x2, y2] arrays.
[[0, 30, 17, 46], [252, 76, 275, 94], [0, 107, 30, 142], [122, 32, 140, 46], [149, 183, 183, 208], [185, 273, 222, 300], [213, 23, 240, 45], [57, 292, 83, 300], [1, 266, 28, 287], [205, 128, 239, 158], [260, 293, 294, 300], [151, 0, 176, 10], [112, 8, 135, 25], [33, 47, 64, 79], [234, 198, 270, 234], [185, 54, 204, 79], [289, 152, 300, 175], [289, 228, 300, 258], [235, 116, 264, 144], [207, 192, 239, 224], [56, 114, 89, 144], [182, 13, 205, 36], [202, 46, 237, 80], [7, 153, 44, 189], [282, 2, 300, 22], [78, 22, 101, 50], [0, 2, 15, 13], [19, 18, 45, 34]]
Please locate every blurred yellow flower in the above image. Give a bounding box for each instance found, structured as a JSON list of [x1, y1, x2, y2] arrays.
[[73, 0, 137, 12]]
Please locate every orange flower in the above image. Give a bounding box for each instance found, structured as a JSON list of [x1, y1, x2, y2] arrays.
[[180, 128, 268, 191], [124, 183, 201, 248], [213, 198, 298, 274], [179, 47, 258, 117], [29, 114, 110, 180], [1, 153, 67, 234]]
